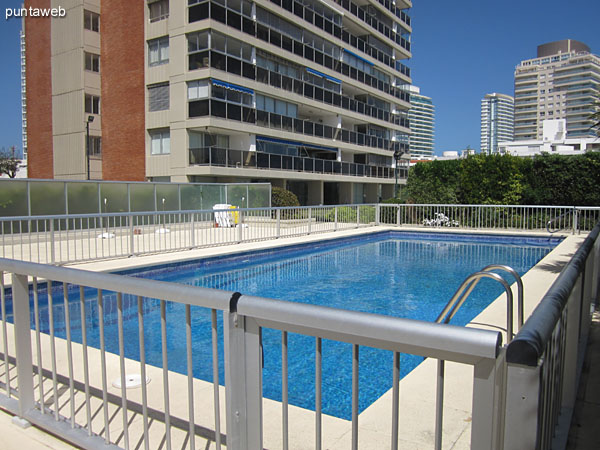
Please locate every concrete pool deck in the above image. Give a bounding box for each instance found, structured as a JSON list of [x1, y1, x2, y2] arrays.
[[0, 226, 593, 449]]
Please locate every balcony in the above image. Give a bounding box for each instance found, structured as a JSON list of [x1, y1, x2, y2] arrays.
[[188, 98, 407, 153], [189, 146, 407, 179], [255, 65, 409, 126]]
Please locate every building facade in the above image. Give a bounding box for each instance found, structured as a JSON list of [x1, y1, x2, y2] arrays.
[[404, 85, 434, 158], [24, 0, 413, 205], [514, 39, 600, 141], [499, 119, 600, 157], [480, 93, 514, 155]]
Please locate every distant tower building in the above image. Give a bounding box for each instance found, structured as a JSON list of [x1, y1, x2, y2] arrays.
[[514, 39, 600, 140], [480, 93, 514, 154], [405, 86, 435, 158], [20, 25, 27, 162]]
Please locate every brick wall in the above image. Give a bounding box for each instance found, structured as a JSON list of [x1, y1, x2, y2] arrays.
[[25, 0, 53, 179], [100, 0, 146, 181]]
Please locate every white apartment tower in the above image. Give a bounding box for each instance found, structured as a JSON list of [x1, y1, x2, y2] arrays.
[[404, 86, 434, 158], [480, 93, 514, 154], [514, 40, 600, 141]]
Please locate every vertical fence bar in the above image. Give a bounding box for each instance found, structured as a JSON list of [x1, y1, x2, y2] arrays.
[[186, 304, 196, 450], [434, 360, 445, 450], [391, 351, 400, 450], [32, 278, 45, 414], [211, 309, 222, 450], [97, 289, 111, 443], [138, 296, 150, 450], [12, 273, 35, 420], [276, 209, 281, 239], [79, 286, 92, 435], [63, 283, 76, 428], [47, 281, 59, 420], [161, 299, 172, 450], [352, 344, 359, 450], [315, 337, 322, 450], [117, 292, 130, 449], [282, 331, 289, 450], [308, 207, 312, 235], [0, 270, 10, 398], [50, 219, 56, 264]]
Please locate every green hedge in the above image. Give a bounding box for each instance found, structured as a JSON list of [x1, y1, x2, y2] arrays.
[[402, 153, 600, 206]]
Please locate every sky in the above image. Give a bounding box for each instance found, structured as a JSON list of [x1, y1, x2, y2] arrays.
[[0, 0, 599, 157]]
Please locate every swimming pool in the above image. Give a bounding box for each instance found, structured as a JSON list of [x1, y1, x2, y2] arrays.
[[11, 231, 560, 419]]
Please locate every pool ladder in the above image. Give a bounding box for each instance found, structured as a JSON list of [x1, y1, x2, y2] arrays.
[[433, 265, 524, 450], [435, 264, 524, 341]]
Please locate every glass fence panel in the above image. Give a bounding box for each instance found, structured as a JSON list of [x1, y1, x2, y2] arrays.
[[0, 180, 28, 216], [99, 183, 128, 213], [67, 182, 99, 214], [130, 183, 156, 212], [156, 184, 180, 212], [30, 181, 66, 216]]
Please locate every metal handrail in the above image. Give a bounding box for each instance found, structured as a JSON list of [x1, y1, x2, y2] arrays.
[[436, 265, 522, 342], [546, 207, 578, 234]]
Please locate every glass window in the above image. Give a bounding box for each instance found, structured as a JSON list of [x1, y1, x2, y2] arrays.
[[149, 0, 169, 22], [188, 80, 209, 100], [83, 10, 99, 32], [84, 52, 100, 72], [148, 37, 169, 66], [85, 94, 100, 114], [213, 32, 226, 53], [150, 129, 170, 154]]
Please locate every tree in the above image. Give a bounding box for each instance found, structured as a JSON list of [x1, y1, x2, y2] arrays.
[[0, 147, 20, 178], [590, 100, 600, 137]]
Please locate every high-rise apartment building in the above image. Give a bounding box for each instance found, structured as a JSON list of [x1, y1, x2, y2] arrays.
[[24, 0, 413, 205], [20, 26, 27, 162], [514, 39, 600, 141], [480, 93, 514, 154], [403, 85, 434, 158]]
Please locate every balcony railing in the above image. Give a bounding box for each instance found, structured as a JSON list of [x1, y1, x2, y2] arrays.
[[255, 65, 410, 126], [189, 146, 405, 179], [188, 98, 408, 152]]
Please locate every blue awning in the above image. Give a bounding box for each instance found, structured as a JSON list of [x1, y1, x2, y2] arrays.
[[343, 48, 374, 66], [306, 68, 341, 84], [211, 79, 254, 94], [257, 136, 337, 152]]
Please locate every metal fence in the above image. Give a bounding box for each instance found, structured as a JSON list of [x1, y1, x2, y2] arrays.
[[1, 204, 599, 266], [0, 221, 598, 449], [0, 257, 503, 450]]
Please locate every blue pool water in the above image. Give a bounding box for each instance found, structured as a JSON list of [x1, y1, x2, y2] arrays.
[[9, 231, 560, 419]]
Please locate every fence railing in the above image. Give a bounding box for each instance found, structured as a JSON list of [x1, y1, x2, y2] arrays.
[[504, 220, 600, 449], [0, 221, 598, 449], [2, 204, 600, 265], [0, 257, 503, 450]]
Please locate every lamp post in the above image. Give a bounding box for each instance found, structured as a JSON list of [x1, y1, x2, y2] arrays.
[[86, 115, 94, 180], [393, 149, 403, 198]]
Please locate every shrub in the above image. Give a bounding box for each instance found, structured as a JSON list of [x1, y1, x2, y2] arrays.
[[271, 187, 300, 208]]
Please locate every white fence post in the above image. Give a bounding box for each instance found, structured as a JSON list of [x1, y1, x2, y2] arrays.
[[237, 209, 243, 243], [11, 273, 35, 423], [397, 205, 401, 226], [129, 215, 135, 257], [49, 219, 56, 265], [356, 206, 360, 228], [376, 204, 381, 225], [471, 354, 505, 450], [503, 363, 541, 449], [224, 308, 263, 450], [308, 207, 312, 235], [276, 209, 281, 238], [334, 207, 338, 231], [190, 214, 196, 248]]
